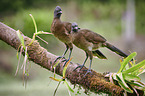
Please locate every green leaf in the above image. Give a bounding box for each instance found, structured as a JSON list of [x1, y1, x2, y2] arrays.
[[16, 30, 25, 49], [116, 73, 133, 93], [136, 65, 145, 76], [28, 15, 52, 46], [112, 73, 117, 81], [28, 33, 36, 46], [63, 58, 72, 78], [118, 80, 133, 93], [53, 81, 61, 96], [28, 14, 37, 46], [49, 77, 62, 82], [16, 45, 22, 59], [63, 66, 67, 79], [15, 46, 23, 76], [64, 81, 74, 93], [22, 47, 28, 76], [124, 74, 141, 81], [122, 60, 145, 74], [116, 73, 129, 88], [131, 60, 145, 76], [53, 58, 62, 68], [129, 58, 136, 67], [118, 52, 136, 73], [127, 81, 145, 90], [29, 14, 37, 34], [36, 35, 48, 44], [136, 81, 145, 87], [124, 62, 130, 71], [36, 31, 52, 35]]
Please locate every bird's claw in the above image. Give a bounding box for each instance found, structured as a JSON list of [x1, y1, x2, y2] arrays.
[[73, 64, 85, 71], [83, 69, 93, 77], [53, 56, 66, 64], [73, 64, 93, 77], [63, 59, 70, 67]]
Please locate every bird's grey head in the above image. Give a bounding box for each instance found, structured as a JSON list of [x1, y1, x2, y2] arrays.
[[54, 6, 62, 18], [71, 22, 79, 32]]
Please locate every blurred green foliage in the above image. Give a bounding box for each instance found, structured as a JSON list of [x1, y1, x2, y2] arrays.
[[1, 8, 58, 50], [0, 0, 57, 13], [3, 9, 53, 36], [1, 0, 145, 36]]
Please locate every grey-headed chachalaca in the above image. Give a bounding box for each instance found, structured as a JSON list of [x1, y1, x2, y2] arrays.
[[71, 22, 129, 75], [51, 6, 73, 65]]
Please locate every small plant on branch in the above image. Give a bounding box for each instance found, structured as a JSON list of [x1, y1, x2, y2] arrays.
[[28, 14, 52, 46], [16, 30, 29, 87], [15, 14, 52, 87], [105, 52, 145, 95], [49, 58, 74, 96]]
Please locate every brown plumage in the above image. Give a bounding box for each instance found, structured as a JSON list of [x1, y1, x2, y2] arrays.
[[51, 6, 73, 64], [71, 22, 128, 76]]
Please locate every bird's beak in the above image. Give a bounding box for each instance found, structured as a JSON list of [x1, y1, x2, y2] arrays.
[[73, 27, 78, 32], [58, 11, 62, 14], [74, 27, 78, 30]]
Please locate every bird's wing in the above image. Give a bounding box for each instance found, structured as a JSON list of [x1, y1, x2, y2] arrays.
[[92, 50, 107, 59], [63, 22, 72, 34], [81, 29, 106, 44]]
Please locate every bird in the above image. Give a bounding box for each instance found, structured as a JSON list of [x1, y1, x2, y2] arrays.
[[71, 22, 129, 76], [51, 6, 73, 65]]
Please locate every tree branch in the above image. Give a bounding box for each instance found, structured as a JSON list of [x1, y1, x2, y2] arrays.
[[0, 22, 124, 95]]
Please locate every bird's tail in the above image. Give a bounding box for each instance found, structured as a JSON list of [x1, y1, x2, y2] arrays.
[[92, 50, 107, 59], [104, 42, 128, 58]]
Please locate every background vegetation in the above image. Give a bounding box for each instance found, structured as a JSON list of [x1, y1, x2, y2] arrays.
[[0, 0, 145, 96]]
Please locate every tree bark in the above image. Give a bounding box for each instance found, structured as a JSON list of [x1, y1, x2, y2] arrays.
[[0, 22, 124, 95]]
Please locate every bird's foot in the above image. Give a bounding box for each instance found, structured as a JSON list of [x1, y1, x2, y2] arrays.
[[53, 56, 66, 64], [83, 69, 93, 77], [73, 64, 85, 71], [62, 59, 70, 67]]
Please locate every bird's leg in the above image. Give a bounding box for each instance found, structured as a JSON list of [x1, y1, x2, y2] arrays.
[[53, 45, 69, 64], [73, 53, 88, 71], [63, 48, 73, 67], [68, 48, 72, 60], [62, 45, 69, 58], [62, 48, 73, 67], [83, 59, 93, 77]]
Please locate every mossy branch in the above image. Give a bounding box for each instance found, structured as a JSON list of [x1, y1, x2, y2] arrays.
[[0, 22, 124, 95]]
